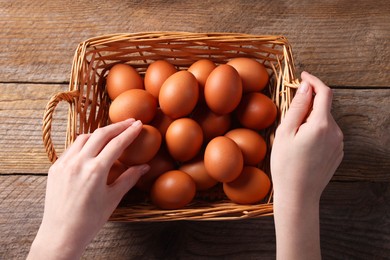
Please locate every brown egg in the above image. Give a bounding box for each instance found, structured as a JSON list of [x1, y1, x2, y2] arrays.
[[151, 170, 196, 209], [107, 160, 128, 185], [192, 104, 231, 142], [165, 118, 203, 162], [236, 92, 277, 130], [179, 154, 218, 191], [227, 58, 269, 92], [150, 108, 174, 139], [204, 136, 243, 182], [135, 148, 176, 191], [188, 59, 216, 101], [223, 166, 271, 204], [159, 71, 199, 119], [144, 60, 177, 98], [109, 89, 157, 124], [225, 128, 267, 166], [119, 125, 162, 165], [106, 63, 143, 100], [204, 64, 242, 115]]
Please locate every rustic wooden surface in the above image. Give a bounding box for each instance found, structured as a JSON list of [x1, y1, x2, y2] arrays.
[[1, 0, 389, 259]]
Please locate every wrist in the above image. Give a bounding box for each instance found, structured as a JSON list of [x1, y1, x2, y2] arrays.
[[28, 224, 85, 260], [273, 187, 321, 212], [273, 191, 321, 260], [273, 193, 320, 224]]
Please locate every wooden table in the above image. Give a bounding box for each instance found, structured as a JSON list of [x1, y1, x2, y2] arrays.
[[1, 1, 389, 259]]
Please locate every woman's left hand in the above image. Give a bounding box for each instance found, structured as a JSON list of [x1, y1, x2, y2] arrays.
[[28, 119, 150, 260]]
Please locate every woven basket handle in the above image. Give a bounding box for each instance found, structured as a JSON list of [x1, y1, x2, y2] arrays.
[[42, 90, 79, 163]]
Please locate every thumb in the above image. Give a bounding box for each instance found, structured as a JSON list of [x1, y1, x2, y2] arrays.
[[281, 80, 313, 132], [110, 164, 150, 199]]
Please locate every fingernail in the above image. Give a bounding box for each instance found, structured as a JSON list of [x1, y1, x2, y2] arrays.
[[124, 118, 136, 124], [298, 81, 309, 93], [139, 164, 150, 175], [132, 120, 142, 127]]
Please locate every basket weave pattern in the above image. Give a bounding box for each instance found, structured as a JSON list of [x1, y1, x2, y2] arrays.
[[42, 32, 298, 221]]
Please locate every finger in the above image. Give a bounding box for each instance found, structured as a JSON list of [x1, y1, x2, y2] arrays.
[[56, 133, 91, 163], [301, 71, 333, 114], [97, 120, 143, 165], [280, 80, 313, 134], [81, 118, 136, 157], [109, 164, 150, 200]]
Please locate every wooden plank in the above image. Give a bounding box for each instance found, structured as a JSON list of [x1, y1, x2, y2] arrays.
[[0, 0, 389, 87], [320, 181, 390, 259], [0, 175, 389, 259], [332, 88, 390, 181], [0, 83, 67, 173], [1, 83, 389, 181]]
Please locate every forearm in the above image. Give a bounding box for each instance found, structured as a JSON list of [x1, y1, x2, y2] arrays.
[[273, 194, 321, 260]]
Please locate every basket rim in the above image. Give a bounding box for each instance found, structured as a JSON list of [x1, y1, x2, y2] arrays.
[[80, 31, 292, 45]]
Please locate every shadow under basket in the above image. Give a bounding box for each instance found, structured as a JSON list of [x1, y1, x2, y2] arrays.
[[42, 32, 298, 222]]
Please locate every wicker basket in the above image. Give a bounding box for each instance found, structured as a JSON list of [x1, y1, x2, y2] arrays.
[[42, 32, 298, 222]]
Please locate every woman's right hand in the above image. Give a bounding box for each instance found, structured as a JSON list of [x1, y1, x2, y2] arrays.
[[271, 71, 344, 206]]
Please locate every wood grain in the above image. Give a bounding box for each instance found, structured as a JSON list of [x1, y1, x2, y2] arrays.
[[1, 0, 389, 86], [332, 89, 390, 181], [0, 84, 389, 181], [0, 83, 67, 173], [1, 1, 389, 258], [0, 175, 389, 259]]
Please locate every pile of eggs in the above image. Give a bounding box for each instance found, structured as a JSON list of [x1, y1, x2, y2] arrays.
[[106, 58, 276, 209]]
